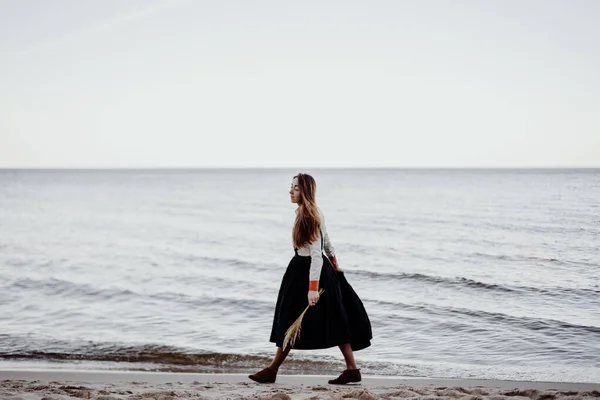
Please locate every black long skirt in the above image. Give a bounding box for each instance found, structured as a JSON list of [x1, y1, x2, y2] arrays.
[[269, 253, 372, 351]]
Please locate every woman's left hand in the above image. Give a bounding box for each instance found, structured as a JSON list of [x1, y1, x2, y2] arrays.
[[308, 290, 320, 306], [330, 256, 343, 273]]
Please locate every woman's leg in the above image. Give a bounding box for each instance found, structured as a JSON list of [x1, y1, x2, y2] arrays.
[[249, 346, 290, 383], [339, 343, 358, 370], [329, 343, 362, 385], [328, 343, 361, 384], [268, 346, 291, 372]]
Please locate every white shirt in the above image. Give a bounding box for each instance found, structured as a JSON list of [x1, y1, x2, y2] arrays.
[[295, 208, 336, 282]]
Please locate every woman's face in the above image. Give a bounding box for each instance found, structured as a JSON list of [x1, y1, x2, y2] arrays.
[[289, 177, 301, 204]]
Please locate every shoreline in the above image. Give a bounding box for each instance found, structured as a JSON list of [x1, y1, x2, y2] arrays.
[[0, 367, 600, 390], [2, 368, 600, 389]]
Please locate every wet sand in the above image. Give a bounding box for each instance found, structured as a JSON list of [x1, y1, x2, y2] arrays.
[[1, 369, 599, 399]]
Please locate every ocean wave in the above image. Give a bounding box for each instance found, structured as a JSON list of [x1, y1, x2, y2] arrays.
[[349, 268, 599, 298], [2, 276, 275, 313], [469, 252, 600, 269], [471, 252, 563, 263], [150, 291, 274, 313], [8, 277, 138, 300], [177, 254, 278, 273], [0, 339, 343, 373], [368, 298, 600, 337]]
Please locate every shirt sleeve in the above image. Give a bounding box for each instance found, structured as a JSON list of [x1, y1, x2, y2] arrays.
[[308, 233, 323, 291], [320, 211, 336, 258]]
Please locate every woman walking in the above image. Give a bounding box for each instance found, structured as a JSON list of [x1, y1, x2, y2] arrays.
[[249, 173, 372, 385]]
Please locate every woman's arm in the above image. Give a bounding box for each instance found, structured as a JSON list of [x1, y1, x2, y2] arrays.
[[320, 210, 342, 272], [308, 235, 323, 291], [307, 235, 323, 306], [319, 210, 335, 256]]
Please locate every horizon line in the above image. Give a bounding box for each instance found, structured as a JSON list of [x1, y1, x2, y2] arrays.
[[1, 166, 599, 170]]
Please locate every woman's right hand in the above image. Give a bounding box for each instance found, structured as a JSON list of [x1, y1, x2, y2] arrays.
[[308, 290, 320, 306]]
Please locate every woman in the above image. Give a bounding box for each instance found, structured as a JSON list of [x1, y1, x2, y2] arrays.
[[249, 173, 372, 385]]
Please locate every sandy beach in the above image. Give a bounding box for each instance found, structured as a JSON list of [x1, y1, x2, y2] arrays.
[[1, 370, 599, 400]]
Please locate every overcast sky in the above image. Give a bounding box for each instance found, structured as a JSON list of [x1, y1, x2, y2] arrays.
[[1, 0, 599, 168]]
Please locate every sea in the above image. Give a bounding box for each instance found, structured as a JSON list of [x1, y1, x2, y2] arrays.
[[0, 168, 598, 383]]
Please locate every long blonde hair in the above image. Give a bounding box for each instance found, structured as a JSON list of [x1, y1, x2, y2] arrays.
[[292, 173, 321, 248]]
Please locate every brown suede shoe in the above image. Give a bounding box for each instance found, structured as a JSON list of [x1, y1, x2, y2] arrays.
[[328, 369, 361, 385], [248, 367, 277, 383]]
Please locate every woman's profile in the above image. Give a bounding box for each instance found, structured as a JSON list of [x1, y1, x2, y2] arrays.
[[249, 173, 372, 385]]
